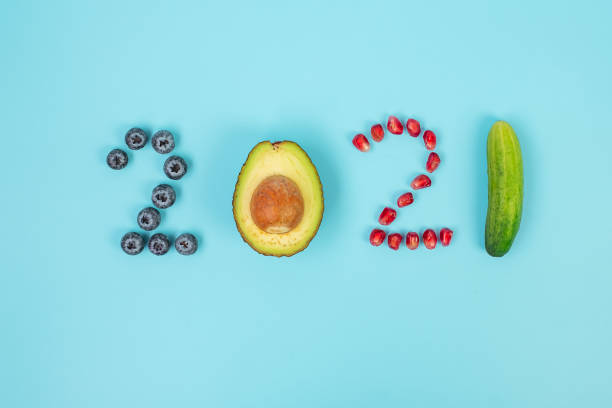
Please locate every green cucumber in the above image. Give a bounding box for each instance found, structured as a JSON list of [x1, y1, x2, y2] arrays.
[[485, 121, 523, 257]]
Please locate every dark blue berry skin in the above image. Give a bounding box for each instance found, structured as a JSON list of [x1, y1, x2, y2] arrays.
[[148, 233, 170, 255], [152, 130, 175, 154], [164, 156, 187, 180], [107, 149, 128, 170], [137, 207, 161, 231], [152, 184, 176, 209], [121, 232, 145, 255], [175, 233, 198, 255], [125, 128, 148, 150]]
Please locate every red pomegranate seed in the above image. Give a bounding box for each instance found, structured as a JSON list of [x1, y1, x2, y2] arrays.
[[406, 232, 419, 250], [422, 229, 437, 249], [352, 134, 370, 152], [423, 130, 436, 150], [410, 174, 431, 190], [387, 115, 404, 135], [370, 124, 384, 142], [388, 233, 402, 250], [406, 118, 421, 137], [426, 152, 440, 173], [378, 207, 397, 225], [440, 228, 453, 246], [369, 229, 386, 246], [397, 192, 414, 207]]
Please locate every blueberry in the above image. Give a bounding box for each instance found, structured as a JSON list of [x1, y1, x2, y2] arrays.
[[164, 155, 187, 180], [125, 127, 148, 150], [121, 232, 145, 255], [148, 233, 170, 255], [106, 149, 128, 170], [175, 233, 198, 255], [151, 184, 176, 209], [137, 207, 161, 231], [152, 130, 175, 154]]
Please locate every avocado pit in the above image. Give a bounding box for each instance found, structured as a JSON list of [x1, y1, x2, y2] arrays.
[[250, 175, 304, 234]]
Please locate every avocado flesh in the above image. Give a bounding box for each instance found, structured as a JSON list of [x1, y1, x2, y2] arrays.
[[233, 141, 324, 257]]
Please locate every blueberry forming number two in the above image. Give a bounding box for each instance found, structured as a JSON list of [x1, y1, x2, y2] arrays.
[[108, 127, 200, 256]]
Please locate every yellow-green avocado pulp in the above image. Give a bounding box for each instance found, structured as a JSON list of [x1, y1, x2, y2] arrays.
[[232, 141, 324, 257]]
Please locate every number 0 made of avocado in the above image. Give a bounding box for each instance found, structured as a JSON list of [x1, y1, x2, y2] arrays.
[[485, 121, 523, 257]]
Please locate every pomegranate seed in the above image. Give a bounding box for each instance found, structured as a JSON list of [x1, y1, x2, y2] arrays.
[[370, 124, 384, 142], [387, 115, 403, 135], [388, 233, 402, 250], [426, 152, 441, 173], [406, 118, 421, 137], [423, 130, 436, 150], [406, 232, 419, 250], [378, 207, 397, 225], [422, 229, 437, 249], [352, 134, 370, 152], [397, 192, 414, 207], [440, 228, 453, 246], [369, 229, 386, 246], [410, 174, 431, 190]]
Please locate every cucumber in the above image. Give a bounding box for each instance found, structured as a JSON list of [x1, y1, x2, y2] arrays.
[[485, 121, 523, 257]]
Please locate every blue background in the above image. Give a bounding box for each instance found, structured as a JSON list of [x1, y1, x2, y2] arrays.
[[2, 1, 611, 406]]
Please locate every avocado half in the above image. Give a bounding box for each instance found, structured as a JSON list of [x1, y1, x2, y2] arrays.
[[232, 141, 324, 257]]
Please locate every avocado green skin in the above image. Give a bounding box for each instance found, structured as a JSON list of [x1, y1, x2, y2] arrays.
[[485, 121, 523, 257]]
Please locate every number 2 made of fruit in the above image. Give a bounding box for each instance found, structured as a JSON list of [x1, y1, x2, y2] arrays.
[[355, 116, 453, 251]]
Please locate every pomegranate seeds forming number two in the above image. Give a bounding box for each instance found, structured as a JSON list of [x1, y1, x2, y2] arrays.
[[350, 113, 453, 251]]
